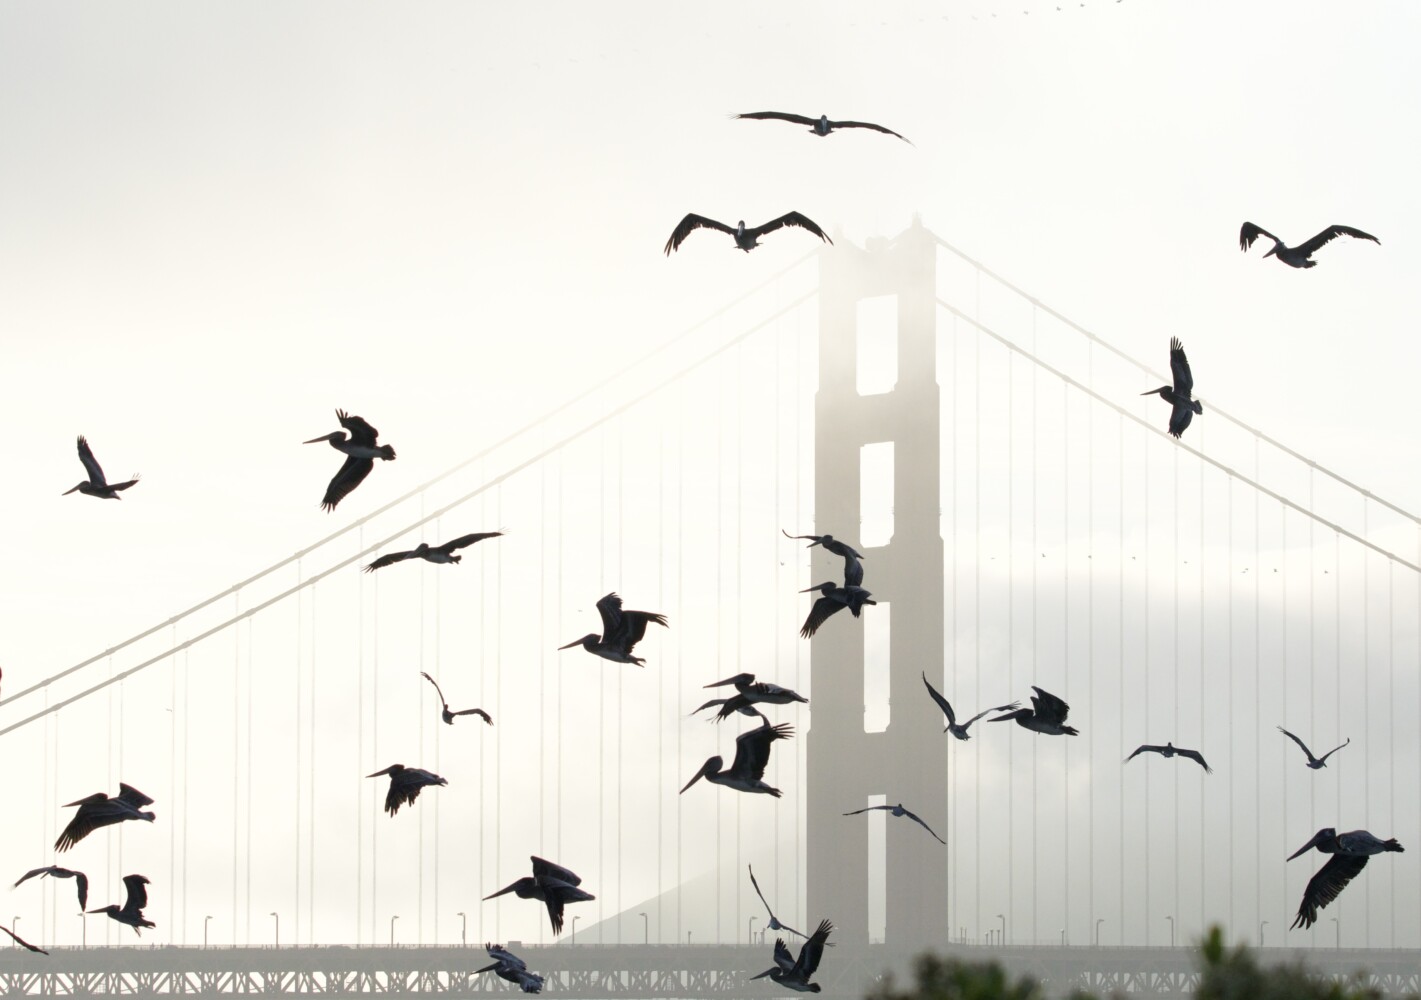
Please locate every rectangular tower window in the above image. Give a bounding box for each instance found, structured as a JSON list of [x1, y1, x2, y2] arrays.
[[863, 601, 890, 734], [856, 295, 898, 395], [859, 442, 894, 548], [866, 792, 887, 944]]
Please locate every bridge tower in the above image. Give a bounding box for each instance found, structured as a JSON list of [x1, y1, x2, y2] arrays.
[[806, 220, 948, 956]]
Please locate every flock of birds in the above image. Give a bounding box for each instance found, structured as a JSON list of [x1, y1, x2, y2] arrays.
[[7, 107, 1398, 976]]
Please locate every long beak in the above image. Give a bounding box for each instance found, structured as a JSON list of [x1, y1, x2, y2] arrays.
[[556, 639, 583, 651], [302, 433, 337, 444], [475, 962, 500, 974], [62, 485, 81, 495], [1287, 833, 1324, 861], [1264, 246, 1277, 258], [749, 969, 776, 981], [799, 582, 834, 593], [366, 766, 395, 778], [679, 767, 707, 795], [482, 882, 518, 901], [1139, 389, 1155, 396], [703, 675, 737, 689]]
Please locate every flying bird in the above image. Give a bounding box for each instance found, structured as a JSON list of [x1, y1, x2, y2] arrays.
[[1239, 222, 1380, 268], [420, 672, 492, 725], [1278, 727, 1350, 770], [303, 410, 396, 512], [87, 874, 154, 936], [665, 213, 831, 255], [558, 592, 668, 666], [62, 436, 139, 500], [1125, 742, 1212, 773], [748, 864, 808, 942], [799, 581, 875, 638], [0, 925, 47, 955], [699, 673, 808, 721], [483, 857, 594, 936], [921, 672, 1019, 741], [1141, 337, 1203, 438], [843, 803, 946, 845], [990, 687, 1079, 736], [476, 944, 544, 994], [681, 721, 794, 797], [55, 784, 156, 852], [364, 532, 502, 572], [735, 111, 910, 144], [1288, 828, 1403, 930], [14, 866, 89, 911], [691, 697, 767, 724], [366, 764, 447, 817], [781, 530, 864, 560], [750, 919, 834, 992]]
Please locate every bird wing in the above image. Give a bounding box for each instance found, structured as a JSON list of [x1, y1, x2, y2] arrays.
[[0, 924, 47, 955], [1168, 337, 1194, 398], [122, 874, 150, 913], [772, 938, 797, 971], [1168, 401, 1195, 439], [1292, 854, 1368, 930], [920, 672, 957, 727], [337, 410, 380, 448], [749, 212, 832, 244], [841, 806, 882, 816], [1296, 225, 1380, 256], [451, 708, 494, 725], [712, 695, 755, 720], [901, 807, 947, 845], [830, 119, 910, 142], [748, 865, 778, 921], [1126, 744, 1162, 762], [1031, 686, 1071, 723], [442, 531, 504, 552], [531, 857, 582, 887], [842, 552, 864, 588], [420, 672, 447, 706], [487, 945, 525, 970], [1277, 726, 1318, 763], [796, 919, 834, 977], [1316, 738, 1351, 764], [321, 455, 374, 512], [544, 896, 566, 935], [1239, 221, 1279, 252], [595, 593, 624, 640], [617, 610, 669, 651], [732, 722, 793, 781], [664, 214, 736, 255], [365, 549, 417, 572], [1179, 748, 1213, 773], [14, 867, 56, 889], [76, 436, 107, 487], [800, 596, 846, 638], [117, 784, 153, 809], [735, 111, 819, 127], [782, 530, 822, 544], [961, 702, 1020, 729]]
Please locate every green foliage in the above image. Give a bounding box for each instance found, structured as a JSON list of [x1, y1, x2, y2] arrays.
[[863, 926, 1413, 1000]]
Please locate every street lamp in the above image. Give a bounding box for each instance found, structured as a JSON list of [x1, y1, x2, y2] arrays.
[[749, 916, 758, 944], [204, 916, 213, 949], [1165, 916, 1174, 948], [996, 914, 1005, 946], [1330, 917, 1339, 949], [571, 915, 580, 944], [1258, 921, 1267, 947], [1059, 929, 1065, 946], [270, 912, 279, 949], [457, 912, 466, 946], [639, 912, 648, 945], [1094, 919, 1104, 946], [390, 915, 399, 946], [9, 917, 17, 948]]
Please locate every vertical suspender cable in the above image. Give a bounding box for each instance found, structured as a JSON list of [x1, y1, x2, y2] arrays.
[[295, 560, 303, 943], [1363, 500, 1370, 940], [232, 600, 239, 944], [418, 503, 426, 944], [974, 273, 982, 939], [310, 581, 317, 942], [1253, 444, 1261, 930]]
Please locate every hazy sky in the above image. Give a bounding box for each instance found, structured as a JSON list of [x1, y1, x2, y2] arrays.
[[2, 0, 1418, 956]]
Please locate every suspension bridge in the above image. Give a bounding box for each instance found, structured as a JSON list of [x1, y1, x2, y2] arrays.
[[1, 220, 1417, 997]]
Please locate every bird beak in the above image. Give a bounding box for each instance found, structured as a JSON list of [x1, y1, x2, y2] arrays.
[[556, 639, 582, 651], [62, 485, 80, 495], [799, 582, 834, 593], [482, 882, 518, 901], [475, 962, 499, 974], [1264, 246, 1277, 258], [302, 433, 337, 444], [366, 766, 395, 778], [679, 766, 708, 795], [749, 969, 775, 981], [703, 675, 737, 689], [1287, 832, 1325, 861]]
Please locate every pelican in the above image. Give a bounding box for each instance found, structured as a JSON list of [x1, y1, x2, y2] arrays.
[[735, 112, 910, 144], [366, 764, 446, 817], [691, 697, 767, 724], [705, 673, 808, 708], [55, 784, 155, 852], [14, 866, 89, 911], [798, 582, 875, 638], [1278, 727, 1350, 770], [750, 919, 833, 992], [843, 803, 946, 845], [476, 944, 544, 994], [62, 436, 139, 500], [990, 687, 1079, 736], [558, 592, 668, 666], [665, 212, 831, 255], [364, 532, 502, 572], [1141, 337, 1203, 438], [921, 672, 1019, 741], [0, 925, 47, 955], [87, 874, 154, 936], [1239, 222, 1380, 268], [781, 530, 864, 561], [303, 409, 396, 512], [420, 672, 492, 726], [748, 864, 808, 942], [483, 857, 594, 936], [1125, 742, 1211, 773], [1288, 828, 1404, 929], [681, 721, 793, 797]]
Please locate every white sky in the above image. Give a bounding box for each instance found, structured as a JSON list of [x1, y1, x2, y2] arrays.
[[2, 0, 1419, 955]]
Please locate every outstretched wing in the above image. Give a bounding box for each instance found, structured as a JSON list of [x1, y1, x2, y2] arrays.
[[841, 806, 882, 816], [420, 672, 447, 706], [0, 924, 47, 955], [842, 552, 864, 588], [1316, 737, 1351, 764], [531, 857, 582, 887], [1277, 726, 1317, 763], [732, 723, 793, 782], [122, 874, 150, 913], [920, 672, 956, 727], [337, 410, 380, 448], [443, 531, 503, 552], [1292, 854, 1368, 929], [1126, 744, 1163, 763], [76, 436, 108, 487], [831, 118, 911, 142], [901, 807, 947, 845], [795, 919, 834, 977], [365, 549, 418, 572], [1030, 686, 1071, 723], [749, 212, 832, 244], [1239, 221, 1279, 252], [451, 708, 494, 725], [1295, 225, 1380, 257], [1179, 748, 1213, 773], [772, 938, 797, 971], [321, 456, 374, 512], [664, 214, 736, 255], [735, 111, 819, 127], [961, 702, 1020, 729], [799, 596, 845, 638], [116, 785, 153, 809], [1169, 337, 1194, 398]]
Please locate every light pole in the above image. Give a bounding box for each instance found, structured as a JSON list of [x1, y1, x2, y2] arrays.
[[457, 912, 466, 946], [1059, 929, 1065, 946], [749, 916, 758, 944], [1258, 921, 1268, 947], [1094, 919, 1104, 946], [1165, 915, 1174, 948], [270, 912, 279, 949], [639, 912, 648, 945], [9, 917, 17, 948], [390, 915, 399, 946], [571, 916, 580, 944], [996, 914, 1005, 946], [204, 916, 213, 949], [1330, 917, 1339, 948]]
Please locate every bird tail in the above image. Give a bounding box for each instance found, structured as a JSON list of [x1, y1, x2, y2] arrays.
[[1383, 839, 1405, 852], [1192, 400, 1203, 414], [379, 445, 397, 460], [1063, 726, 1080, 736]]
